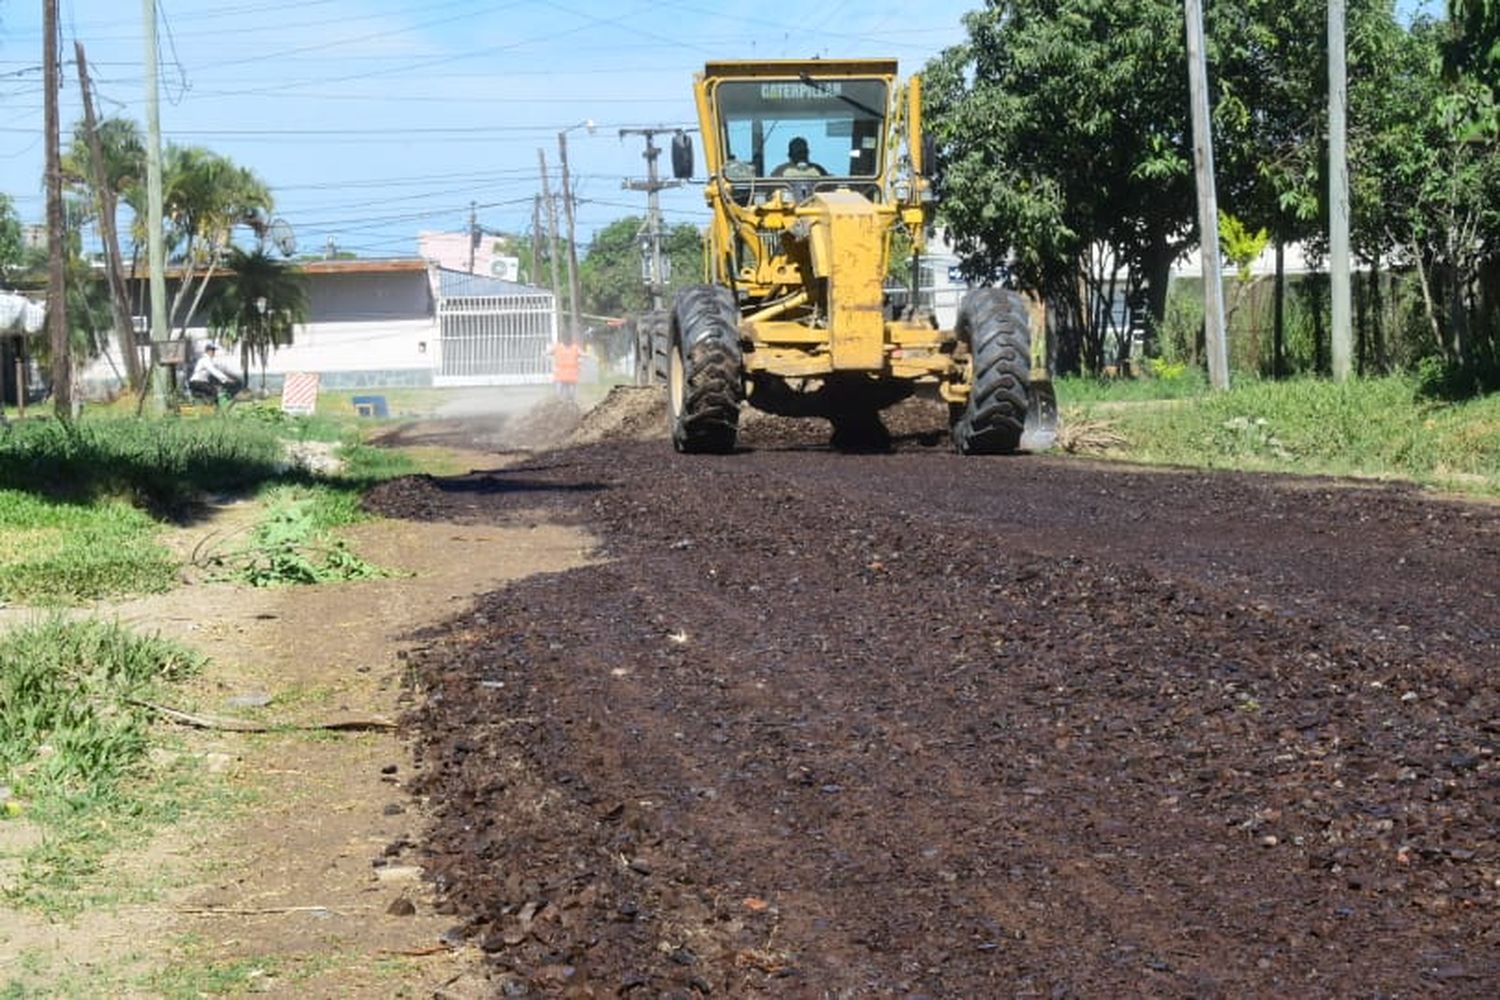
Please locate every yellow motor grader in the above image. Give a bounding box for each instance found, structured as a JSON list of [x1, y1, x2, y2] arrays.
[[651, 58, 1057, 453]]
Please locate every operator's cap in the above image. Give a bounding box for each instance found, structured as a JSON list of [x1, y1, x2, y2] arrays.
[[203, 341, 218, 351]]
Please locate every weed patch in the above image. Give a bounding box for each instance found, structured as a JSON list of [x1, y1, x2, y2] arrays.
[[0, 618, 209, 913], [196, 488, 390, 587]]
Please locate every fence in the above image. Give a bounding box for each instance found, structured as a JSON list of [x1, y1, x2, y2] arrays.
[[435, 292, 556, 386]]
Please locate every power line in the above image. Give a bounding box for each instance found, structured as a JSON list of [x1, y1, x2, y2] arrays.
[[155, 0, 190, 104], [210, 0, 509, 71]]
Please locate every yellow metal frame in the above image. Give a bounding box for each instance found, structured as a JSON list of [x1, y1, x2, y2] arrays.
[[692, 59, 955, 388]]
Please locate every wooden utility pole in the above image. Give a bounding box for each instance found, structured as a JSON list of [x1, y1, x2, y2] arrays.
[[537, 149, 563, 329], [530, 195, 543, 285], [1328, 0, 1353, 381], [1184, 0, 1229, 390], [76, 42, 143, 391], [557, 130, 584, 343], [144, 0, 170, 407], [44, 0, 72, 419]]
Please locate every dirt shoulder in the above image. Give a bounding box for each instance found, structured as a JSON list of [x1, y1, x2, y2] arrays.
[[0, 453, 596, 998]]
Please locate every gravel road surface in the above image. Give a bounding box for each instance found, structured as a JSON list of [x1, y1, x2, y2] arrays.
[[365, 396, 1498, 998]]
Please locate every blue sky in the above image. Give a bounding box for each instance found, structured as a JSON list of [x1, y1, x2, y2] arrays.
[[0, 0, 977, 260], [0, 1, 1449, 262]]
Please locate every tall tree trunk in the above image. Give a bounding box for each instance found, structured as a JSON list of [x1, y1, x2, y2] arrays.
[[1312, 273, 1327, 375], [1050, 275, 1085, 376], [1354, 257, 1368, 375], [178, 259, 219, 340], [76, 42, 142, 391], [1273, 240, 1285, 378], [1140, 237, 1173, 362], [1410, 243, 1446, 359], [1446, 259, 1470, 369]]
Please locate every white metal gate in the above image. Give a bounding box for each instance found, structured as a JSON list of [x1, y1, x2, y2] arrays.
[[435, 292, 556, 386]]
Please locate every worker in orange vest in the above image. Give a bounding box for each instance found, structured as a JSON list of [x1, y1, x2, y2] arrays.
[[552, 334, 582, 401]]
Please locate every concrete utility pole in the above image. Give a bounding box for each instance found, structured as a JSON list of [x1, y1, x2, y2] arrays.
[[44, 0, 71, 419], [536, 149, 563, 333], [144, 0, 170, 407], [77, 42, 144, 391], [620, 128, 685, 313], [1328, 0, 1353, 381], [1184, 0, 1230, 391]]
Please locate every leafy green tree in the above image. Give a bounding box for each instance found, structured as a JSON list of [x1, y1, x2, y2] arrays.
[[925, 0, 1196, 374], [65, 117, 144, 201], [928, 0, 1418, 379], [1448, 0, 1500, 92], [206, 247, 308, 388], [1209, 1, 1401, 376], [1358, 16, 1500, 378], [0, 194, 26, 283], [579, 216, 702, 318]]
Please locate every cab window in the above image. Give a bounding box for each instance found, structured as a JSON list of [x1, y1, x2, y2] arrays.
[[715, 78, 888, 180]]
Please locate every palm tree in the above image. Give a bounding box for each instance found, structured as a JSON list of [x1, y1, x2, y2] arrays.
[[65, 116, 145, 197], [122, 145, 274, 340], [206, 247, 307, 389], [64, 116, 146, 388]]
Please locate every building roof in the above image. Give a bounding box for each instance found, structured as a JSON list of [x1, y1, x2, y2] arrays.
[[131, 256, 432, 280], [296, 257, 430, 275], [435, 268, 551, 298]]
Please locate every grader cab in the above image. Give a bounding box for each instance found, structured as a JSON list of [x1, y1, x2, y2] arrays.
[[647, 58, 1057, 454]]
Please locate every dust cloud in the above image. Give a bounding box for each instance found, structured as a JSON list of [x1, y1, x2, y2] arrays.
[[366, 385, 668, 454]]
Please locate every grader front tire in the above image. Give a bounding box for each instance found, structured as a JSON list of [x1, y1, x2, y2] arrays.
[[951, 288, 1032, 455]]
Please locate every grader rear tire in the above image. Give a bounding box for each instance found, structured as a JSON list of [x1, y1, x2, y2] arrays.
[[951, 288, 1031, 455], [636, 310, 669, 386], [669, 284, 743, 454]]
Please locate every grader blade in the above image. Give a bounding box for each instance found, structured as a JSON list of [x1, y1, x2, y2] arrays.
[[1020, 377, 1060, 452]]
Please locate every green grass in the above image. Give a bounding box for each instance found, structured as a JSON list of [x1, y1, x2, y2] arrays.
[[339, 439, 419, 484], [143, 952, 338, 999], [0, 414, 287, 514], [0, 943, 339, 999], [1055, 363, 1210, 404], [0, 411, 423, 604], [0, 618, 221, 915], [0, 490, 178, 604], [0, 409, 429, 941], [1068, 375, 1500, 492]]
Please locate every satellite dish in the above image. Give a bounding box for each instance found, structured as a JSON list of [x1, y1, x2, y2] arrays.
[[269, 218, 297, 258]]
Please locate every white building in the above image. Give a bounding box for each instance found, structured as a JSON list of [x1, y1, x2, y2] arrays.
[[75, 258, 558, 398]]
